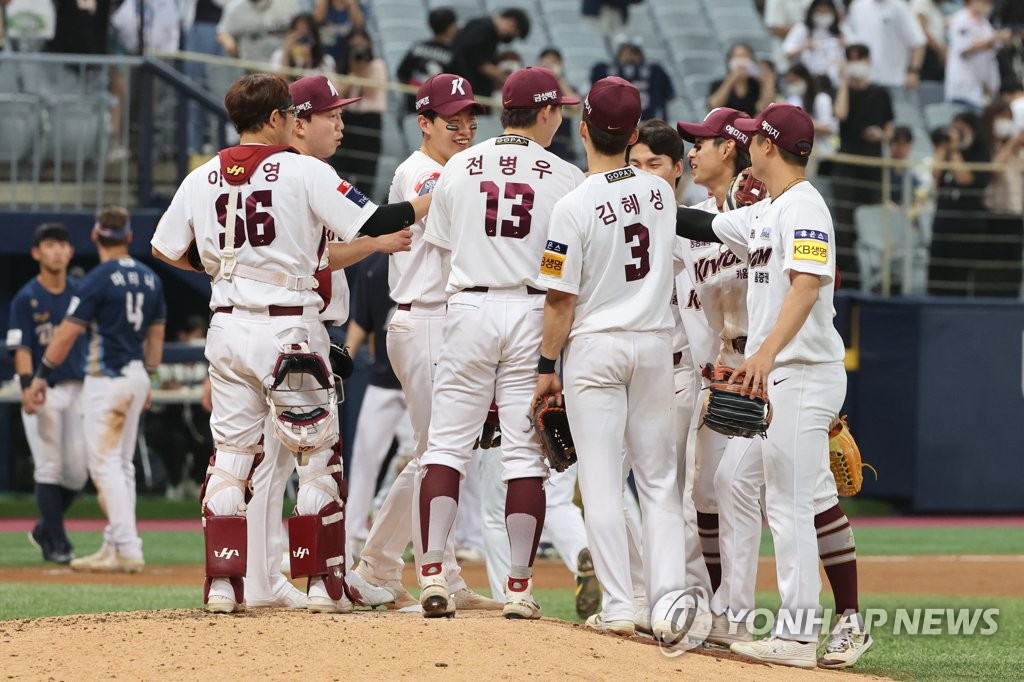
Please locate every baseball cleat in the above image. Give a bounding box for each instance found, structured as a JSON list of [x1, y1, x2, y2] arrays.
[[819, 613, 874, 669], [451, 588, 502, 611], [706, 613, 753, 647], [574, 548, 601, 620], [419, 573, 453, 618], [206, 594, 244, 614], [585, 613, 636, 637], [248, 585, 307, 609], [346, 563, 398, 607], [27, 524, 73, 565], [633, 599, 652, 636], [69, 545, 143, 573], [730, 636, 817, 669], [307, 594, 354, 614], [502, 576, 541, 620]]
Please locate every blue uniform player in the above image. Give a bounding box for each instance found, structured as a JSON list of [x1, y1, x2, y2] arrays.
[[7, 223, 89, 564], [27, 206, 166, 573]]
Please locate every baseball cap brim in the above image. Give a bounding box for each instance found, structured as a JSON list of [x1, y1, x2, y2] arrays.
[[558, 94, 581, 106], [318, 96, 362, 113], [676, 121, 718, 143], [431, 98, 487, 116], [731, 117, 762, 135]]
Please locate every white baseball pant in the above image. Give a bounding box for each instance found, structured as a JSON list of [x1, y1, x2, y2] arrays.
[[83, 361, 150, 559], [23, 381, 88, 489], [673, 352, 711, 594]]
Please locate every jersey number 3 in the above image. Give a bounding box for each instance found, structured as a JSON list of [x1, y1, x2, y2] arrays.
[[480, 181, 533, 238], [623, 223, 650, 282], [216, 190, 276, 248]]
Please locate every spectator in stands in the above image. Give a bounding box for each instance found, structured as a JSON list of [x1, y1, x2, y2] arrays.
[[888, 126, 931, 205], [449, 7, 530, 99], [782, 63, 838, 159], [843, 0, 926, 90], [928, 111, 992, 295], [396, 7, 457, 114], [590, 37, 675, 121], [216, 0, 302, 63], [181, 0, 227, 155], [331, 29, 387, 199], [944, 0, 1009, 110], [912, 0, 949, 82], [834, 43, 894, 282], [981, 101, 1024, 296], [538, 47, 581, 163], [783, 0, 846, 86], [998, 0, 1024, 28], [764, 0, 812, 62], [47, 0, 113, 56], [581, 0, 643, 37], [314, 0, 367, 69], [271, 12, 336, 74], [707, 42, 776, 116]]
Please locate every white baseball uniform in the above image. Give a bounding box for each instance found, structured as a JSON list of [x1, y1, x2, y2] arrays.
[[153, 147, 376, 605], [538, 166, 687, 623], [710, 181, 845, 642]]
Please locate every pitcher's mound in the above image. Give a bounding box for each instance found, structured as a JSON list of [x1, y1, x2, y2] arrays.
[[0, 609, 883, 680]]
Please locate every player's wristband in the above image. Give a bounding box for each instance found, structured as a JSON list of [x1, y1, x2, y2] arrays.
[[18, 374, 32, 390], [34, 358, 56, 383], [537, 355, 557, 375]]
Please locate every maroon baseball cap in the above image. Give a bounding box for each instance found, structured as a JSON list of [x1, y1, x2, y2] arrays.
[[583, 77, 641, 134], [502, 67, 580, 109], [289, 75, 360, 118], [732, 103, 814, 157], [415, 73, 485, 116], [677, 107, 752, 149]]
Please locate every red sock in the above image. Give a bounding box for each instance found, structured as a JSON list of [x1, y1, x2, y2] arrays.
[[697, 511, 721, 593], [418, 464, 460, 574], [815, 504, 859, 615], [505, 477, 546, 575]]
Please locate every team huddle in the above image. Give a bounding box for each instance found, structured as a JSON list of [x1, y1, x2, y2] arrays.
[[149, 62, 872, 671]]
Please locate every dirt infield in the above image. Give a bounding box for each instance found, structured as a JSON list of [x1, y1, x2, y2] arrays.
[[0, 609, 888, 681], [2, 555, 1021, 597]]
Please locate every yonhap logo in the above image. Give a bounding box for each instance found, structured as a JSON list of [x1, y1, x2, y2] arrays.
[[651, 586, 713, 656]]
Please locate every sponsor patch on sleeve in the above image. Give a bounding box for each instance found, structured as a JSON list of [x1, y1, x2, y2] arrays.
[[792, 229, 829, 264], [66, 296, 80, 317], [5, 329, 21, 346], [604, 167, 636, 183], [337, 179, 370, 207], [414, 171, 441, 196], [539, 240, 568, 278]]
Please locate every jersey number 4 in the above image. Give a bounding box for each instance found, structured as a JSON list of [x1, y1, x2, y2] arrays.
[[215, 190, 276, 248], [125, 292, 146, 332], [624, 223, 650, 282], [480, 181, 533, 238]]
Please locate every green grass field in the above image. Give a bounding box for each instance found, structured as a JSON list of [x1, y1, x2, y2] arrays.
[[2, 495, 1021, 681]]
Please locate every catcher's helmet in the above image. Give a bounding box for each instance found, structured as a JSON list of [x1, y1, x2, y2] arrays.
[[265, 342, 339, 456]]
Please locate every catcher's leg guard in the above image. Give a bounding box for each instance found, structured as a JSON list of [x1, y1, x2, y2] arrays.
[[291, 447, 349, 610], [200, 445, 263, 609]]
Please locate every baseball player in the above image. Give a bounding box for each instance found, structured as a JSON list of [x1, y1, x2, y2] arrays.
[[151, 73, 429, 614], [673, 103, 863, 668], [26, 207, 165, 573], [347, 73, 503, 612], [8, 223, 89, 565], [675, 108, 872, 669], [532, 77, 686, 639], [243, 74, 409, 610], [415, 66, 584, 619]]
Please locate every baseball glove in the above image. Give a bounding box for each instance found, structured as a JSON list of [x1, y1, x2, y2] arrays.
[[725, 168, 768, 211], [329, 344, 354, 382], [531, 397, 576, 473], [477, 401, 501, 450], [828, 415, 877, 497], [701, 364, 772, 439]]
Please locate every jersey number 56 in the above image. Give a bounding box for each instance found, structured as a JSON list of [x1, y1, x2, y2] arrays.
[[215, 190, 277, 248]]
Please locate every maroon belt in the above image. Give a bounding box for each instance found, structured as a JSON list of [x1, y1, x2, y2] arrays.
[[397, 303, 412, 311], [673, 351, 683, 366], [213, 305, 304, 316], [463, 286, 545, 295]]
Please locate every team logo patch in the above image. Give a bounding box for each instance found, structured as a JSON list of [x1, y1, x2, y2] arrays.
[[540, 240, 568, 278], [759, 226, 771, 239], [604, 167, 636, 183], [225, 164, 245, 176], [495, 135, 530, 146], [337, 180, 370, 207], [415, 171, 441, 196], [792, 229, 829, 263]]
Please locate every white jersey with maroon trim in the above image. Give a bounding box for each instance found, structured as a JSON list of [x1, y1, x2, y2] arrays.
[[537, 166, 675, 336], [423, 134, 585, 293], [711, 181, 844, 365], [153, 149, 376, 310], [318, 228, 350, 324], [387, 150, 449, 306], [680, 195, 749, 367]]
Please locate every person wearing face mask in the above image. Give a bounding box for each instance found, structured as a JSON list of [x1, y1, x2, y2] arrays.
[[783, 0, 847, 87], [331, 29, 388, 199], [708, 42, 777, 116], [590, 37, 675, 121], [833, 43, 894, 285], [944, 0, 1010, 110], [981, 102, 1024, 297], [449, 8, 531, 98], [782, 64, 838, 162], [843, 0, 926, 90], [928, 111, 992, 295], [271, 13, 336, 74]]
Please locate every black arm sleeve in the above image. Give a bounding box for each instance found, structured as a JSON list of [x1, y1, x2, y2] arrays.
[[359, 202, 416, 237], [676, 207, 722, 243]]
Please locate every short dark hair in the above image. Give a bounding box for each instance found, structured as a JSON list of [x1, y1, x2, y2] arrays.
[[539, 47, 562, 62], [94, 205, 132, 247], [429, 7, 457, 35], [756, 134, 811, 168], [500, 8, 530, 39], [501, 106, 543, 129], [891, 125, 914, 144], [627, 119, 683, 165], [33, 222, 70, 246], [846, 43, 870, 61], [712, 137, 752, 176], [583, 117, 632, 157], [225, 73, 292, 134]]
